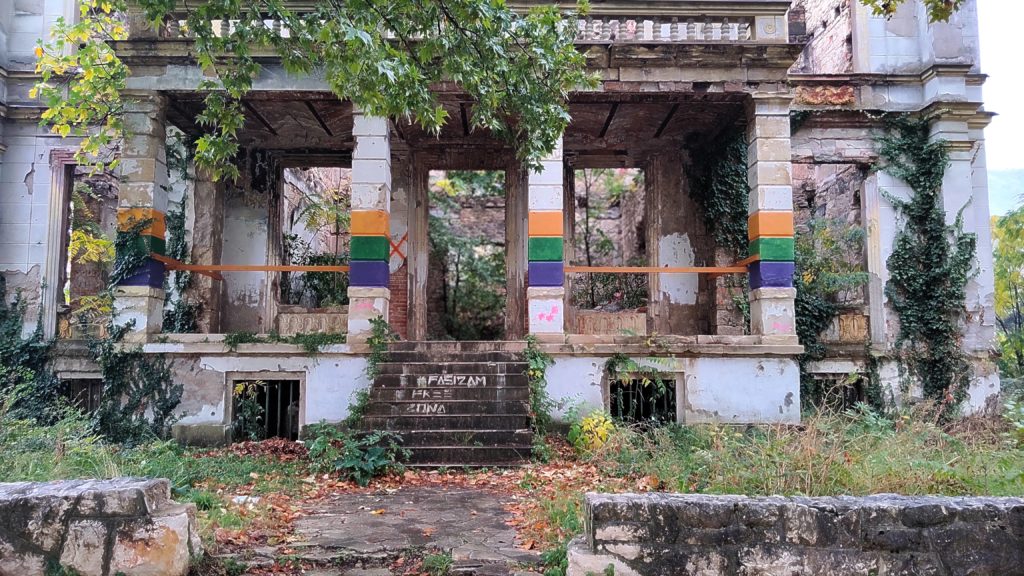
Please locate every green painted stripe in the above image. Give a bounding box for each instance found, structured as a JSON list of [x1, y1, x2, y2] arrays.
[[749, 237, 794, 262], [127, 234, 166, 257], [350, 235, 390, 261], [529, 237, 563, 262]]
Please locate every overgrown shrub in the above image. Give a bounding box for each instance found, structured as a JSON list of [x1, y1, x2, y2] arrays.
[[88, 318, 182, 444], [232, 381, 265, 441], [877, 115, 976, 409], [306, 424, 409, 486], [0, 282, 61, 423], [567, 409, 615, 454]]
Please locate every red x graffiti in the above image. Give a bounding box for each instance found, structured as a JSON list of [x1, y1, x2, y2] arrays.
[[390, 232, 408, 261]]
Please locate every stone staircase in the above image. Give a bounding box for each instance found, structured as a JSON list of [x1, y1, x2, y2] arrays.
[[361, 341, 533, 466]]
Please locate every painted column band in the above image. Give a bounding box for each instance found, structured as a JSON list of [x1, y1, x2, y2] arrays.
[[116, 207, 166, 288], [747, 210, 794, 240], [528, 237, 563, 262], [749, 237, 794, 262], [350, 235, 390, 261], [749, 261, 795, 289]]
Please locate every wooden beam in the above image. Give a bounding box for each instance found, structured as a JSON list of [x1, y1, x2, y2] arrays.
[[304, 101, 334, 137], [598, 103, 619, 138], [460, 103, 471, 137], [242, 100, 278, 135], [654, 103, 680, 138], [505, 165, 528, 339]]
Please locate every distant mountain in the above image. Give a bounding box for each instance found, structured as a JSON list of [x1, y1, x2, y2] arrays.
[[988, 169, 1024, 216]]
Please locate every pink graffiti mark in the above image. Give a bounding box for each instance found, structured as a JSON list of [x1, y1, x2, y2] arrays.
[[771, 322, 792, 332], [352, 300, 377, 311], [536, 305, 560, 323]]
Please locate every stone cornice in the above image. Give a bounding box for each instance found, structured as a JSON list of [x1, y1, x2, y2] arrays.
[[789, 63, 982, 87]]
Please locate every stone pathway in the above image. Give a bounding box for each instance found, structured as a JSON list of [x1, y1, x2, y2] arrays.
[[248, 487, 541, 575]]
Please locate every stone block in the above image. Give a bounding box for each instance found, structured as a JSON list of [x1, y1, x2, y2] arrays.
[[351, 159, 392, 189], [350, 235, 391, 261], [529, 160, 564, 186], [528, 262, 564, 287], [528, 237, 563, 262], [170, 424, 231, 447], [747, 211, 794, 241], [528, 296, 564, 334], [748, 184, 794, 214], [349, 260, 390, 287], [747, 137, 792, 165], [528, 185, 564, 210], [749, 287, 796, 335], [528, 211, 563, 237], [352, 115, 389, 137], [747, 160, 793, 188], [353, 135, 390, 160], [749, 237, 795, 262], [746, 115, 790, 141], [0, 479, 201, 576], [351, 183, 390, 211], [350, 210, 389, 236]]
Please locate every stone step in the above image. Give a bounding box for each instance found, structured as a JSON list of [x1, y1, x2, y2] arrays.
[[388, 341, 528, 353], [405, 445, 532, 466], [362, 414, 531, 430], [383, 351, 522, 363], [374, 362, 528, 376], [367, 400, 529, 417], [371, 386, 530, 402], [373, 373, 528, 389], [395, 429, 533, 447]]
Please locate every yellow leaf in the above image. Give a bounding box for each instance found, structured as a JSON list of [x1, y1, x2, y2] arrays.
[[34, 46, 43, 58]]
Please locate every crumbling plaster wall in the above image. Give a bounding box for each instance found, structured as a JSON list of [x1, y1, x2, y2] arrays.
[[0, 0, 78, 329], [793, 0, 853, 74], [543, 354, 799, 425], [647, 150, 714, 336], [220, 182, 270, 333]]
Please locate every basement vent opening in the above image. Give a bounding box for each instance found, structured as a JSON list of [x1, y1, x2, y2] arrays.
[[62, 378, 103, 413], [610, 377, 676, 424], [231, 379, 301, 441]]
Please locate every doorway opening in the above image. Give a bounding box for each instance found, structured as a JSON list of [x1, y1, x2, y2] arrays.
[[569, 168, 649, 334], [427, 170, 507, 341]]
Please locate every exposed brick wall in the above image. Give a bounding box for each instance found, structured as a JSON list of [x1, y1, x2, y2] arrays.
[[388, 263, 408, 339]]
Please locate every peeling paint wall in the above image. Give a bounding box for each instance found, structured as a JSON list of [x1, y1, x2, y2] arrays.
[[220, 192, 270, 332]]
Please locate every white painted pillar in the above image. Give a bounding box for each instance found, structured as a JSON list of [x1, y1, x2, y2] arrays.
[[347, 112, 392, 342], [746, 94, 797, 340], [526, 138, 566, 335]]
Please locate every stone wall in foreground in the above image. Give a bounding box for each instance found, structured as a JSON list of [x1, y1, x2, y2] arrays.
[[0, 478, 202, 576], [569, 493, 1024, 576]]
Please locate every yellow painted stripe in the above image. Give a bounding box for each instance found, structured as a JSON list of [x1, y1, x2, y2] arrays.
[[351, 210, 390, 235], [747, 211, 794, 241], [528, 211, 563, 237], [117, 207, 166, 238]]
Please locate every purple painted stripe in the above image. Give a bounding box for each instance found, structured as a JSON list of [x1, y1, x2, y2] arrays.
[[528, 261, 564, 287], [749, 261, 794, 289], [349, 260, 390, 287], [118, 259, 166, 289]]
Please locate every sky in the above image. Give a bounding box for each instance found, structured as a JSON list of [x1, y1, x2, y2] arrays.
[[977, 1, 1024, 214]]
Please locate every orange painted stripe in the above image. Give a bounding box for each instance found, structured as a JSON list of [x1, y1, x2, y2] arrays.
[[528, 211, 563, 237], [117, 208, 166, 238], [747, 211, 794, 241], [351, 210, 389, 235]]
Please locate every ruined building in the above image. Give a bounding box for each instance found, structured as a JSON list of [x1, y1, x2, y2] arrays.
[[0, 0, 1000, 457]]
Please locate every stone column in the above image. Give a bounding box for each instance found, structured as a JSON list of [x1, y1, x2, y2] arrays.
[[113, 92, 170, 340], [347, 113, 391, 342], [526, 138, 566, 335], [746, 94, 797, 339]]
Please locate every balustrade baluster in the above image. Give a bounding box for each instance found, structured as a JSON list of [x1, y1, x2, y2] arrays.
[[609, 19, 620, 42]]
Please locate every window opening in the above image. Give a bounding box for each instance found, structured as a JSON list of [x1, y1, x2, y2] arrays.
[[231, 379, 301, 441], [610, 377, 676, 424], [62, 378, 104, 413]]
